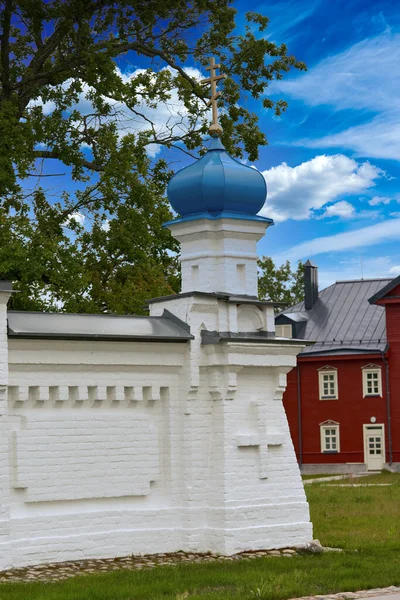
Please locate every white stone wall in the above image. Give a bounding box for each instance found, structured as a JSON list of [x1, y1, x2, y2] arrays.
[[167, 218, 271, 296], [150, 295, 312, 555], [0, 292, 312, 569], [6, 338, 188, 567], [0, 292, 11, 569]]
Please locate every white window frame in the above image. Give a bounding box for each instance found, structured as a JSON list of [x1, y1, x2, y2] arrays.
[[318, 367, 338, 400], [275, 324, 292, 338], [362, 366, 382, 397], [320, 422, 340, 453]]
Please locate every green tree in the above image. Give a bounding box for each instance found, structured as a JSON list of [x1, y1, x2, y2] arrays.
[[258, 256, 304, 306], [0, 0, 306, 312]]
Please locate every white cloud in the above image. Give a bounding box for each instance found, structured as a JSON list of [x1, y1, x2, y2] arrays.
[[63, 212, 85, 227], [264, 0, 320, 44], [356, 209, 382, 220], [276, 34, 400, 159], [277, 34, 400, 113], [369, 196, 393, 206], [29, 65, 207, 158], [389, 265, 400, 276], [274, 217, 400, 263], [322, 200, 355, 219], [298, 116, 400, 161], [106, 66, 206, 156], [259, 154, 383, 222]]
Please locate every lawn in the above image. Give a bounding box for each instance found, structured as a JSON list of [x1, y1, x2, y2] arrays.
[[341, 470, 400, 484], [1, 472, 400, 600], [301, 473, 336, 480]]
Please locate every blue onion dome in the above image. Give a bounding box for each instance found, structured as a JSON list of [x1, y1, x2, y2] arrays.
[[167, 136, 269, 222]]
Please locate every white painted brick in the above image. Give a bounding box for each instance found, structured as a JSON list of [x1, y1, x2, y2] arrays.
[[0, 257, 311, 570], [166, 218, 269, 297]]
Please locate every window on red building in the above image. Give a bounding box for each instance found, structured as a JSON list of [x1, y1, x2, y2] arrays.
[[320, 422, 340, 453], [318, 367, 338, 400], [362, 366, 382, 397]]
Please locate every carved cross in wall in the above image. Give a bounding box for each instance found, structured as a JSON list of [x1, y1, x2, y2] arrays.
[[200, 57, 226, 130], [236, 401, 284, 479]]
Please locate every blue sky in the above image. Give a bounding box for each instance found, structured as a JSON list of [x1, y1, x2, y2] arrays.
[[238, 0, 400, 288], [36, 0, 400, 290]]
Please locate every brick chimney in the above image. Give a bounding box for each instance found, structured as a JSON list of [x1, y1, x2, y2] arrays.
[[304, 260, 318, 310]]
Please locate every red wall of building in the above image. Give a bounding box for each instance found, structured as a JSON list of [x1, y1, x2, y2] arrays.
[[283, 356, 388, 465], [385, 293, 400, 464]]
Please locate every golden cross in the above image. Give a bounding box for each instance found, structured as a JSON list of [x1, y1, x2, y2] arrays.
[[200, 57, 226, 135]]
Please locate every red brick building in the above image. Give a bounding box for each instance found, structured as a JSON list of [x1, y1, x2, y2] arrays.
[[275, 263, 400, 474]]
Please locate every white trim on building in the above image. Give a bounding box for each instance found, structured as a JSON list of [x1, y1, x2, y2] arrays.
[[362, 365, 382, 397], [318, 366, 338, 400], [363, 423, 385, 470], [320, 421, 340, 453]]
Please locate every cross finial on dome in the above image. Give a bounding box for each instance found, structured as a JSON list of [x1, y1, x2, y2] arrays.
[[200, 57, 226, 138]]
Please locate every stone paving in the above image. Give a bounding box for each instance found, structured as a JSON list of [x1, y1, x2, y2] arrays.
[[289, 587, 400, 600], [0, 547, 301, 583], [303, 474, 367, 485], [1, 545, 398, 600], [324, 484, 393, 487]]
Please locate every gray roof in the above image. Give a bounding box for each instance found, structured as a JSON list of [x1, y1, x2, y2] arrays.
[[282, 312, 308, 323], [277, 278, 391, 356], [147, 290, 281, 307], [201, 329, 313, 346], [7, 309, 193, 342], [0, 280, 14, 292], [368, 274, 400, 304]]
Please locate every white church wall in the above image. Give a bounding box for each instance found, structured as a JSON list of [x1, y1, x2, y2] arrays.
[[204, 363, 310, 554], [150, 295, 312, 556], [6, 337, 190, 567], [0, 96, 315, 569], [0, 289, 312, 570], [0, 215, 313, 570]]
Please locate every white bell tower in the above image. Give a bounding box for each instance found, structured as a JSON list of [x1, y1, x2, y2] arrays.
[[148, 58, 313, 554], [166, 216, 271, 296]]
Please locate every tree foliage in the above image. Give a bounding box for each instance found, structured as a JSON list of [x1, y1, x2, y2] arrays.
[[258, 256, 304, 306], [0, 0, 306, 312]]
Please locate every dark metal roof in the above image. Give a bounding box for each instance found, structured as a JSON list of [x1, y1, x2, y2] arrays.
[[0, 280, 14, 292], [147, 290, 281, 307], [281, 312, 308, 323], [7, 309, 193, 342], [276, 278, 392, 356], [368, 274, 400, 304], [201, 330, 313, 346]]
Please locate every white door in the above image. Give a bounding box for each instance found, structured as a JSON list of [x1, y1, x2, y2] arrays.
[[364, 425, 385, 471]]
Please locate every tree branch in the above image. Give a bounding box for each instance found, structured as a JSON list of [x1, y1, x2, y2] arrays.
[[105, 39, 207, 105], [16, 12, 78, 111], [26, 172, 66, 177], [0, 0, 13, 100], [23, 13, 75, 78], [58, 182, 102, 222], [33, 150, 105, 173]]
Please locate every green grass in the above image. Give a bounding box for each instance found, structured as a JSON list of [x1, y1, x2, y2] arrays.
[[301, 473, 336, 480], [341, 470, 400, 484], [2, 473, 400, 600]]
